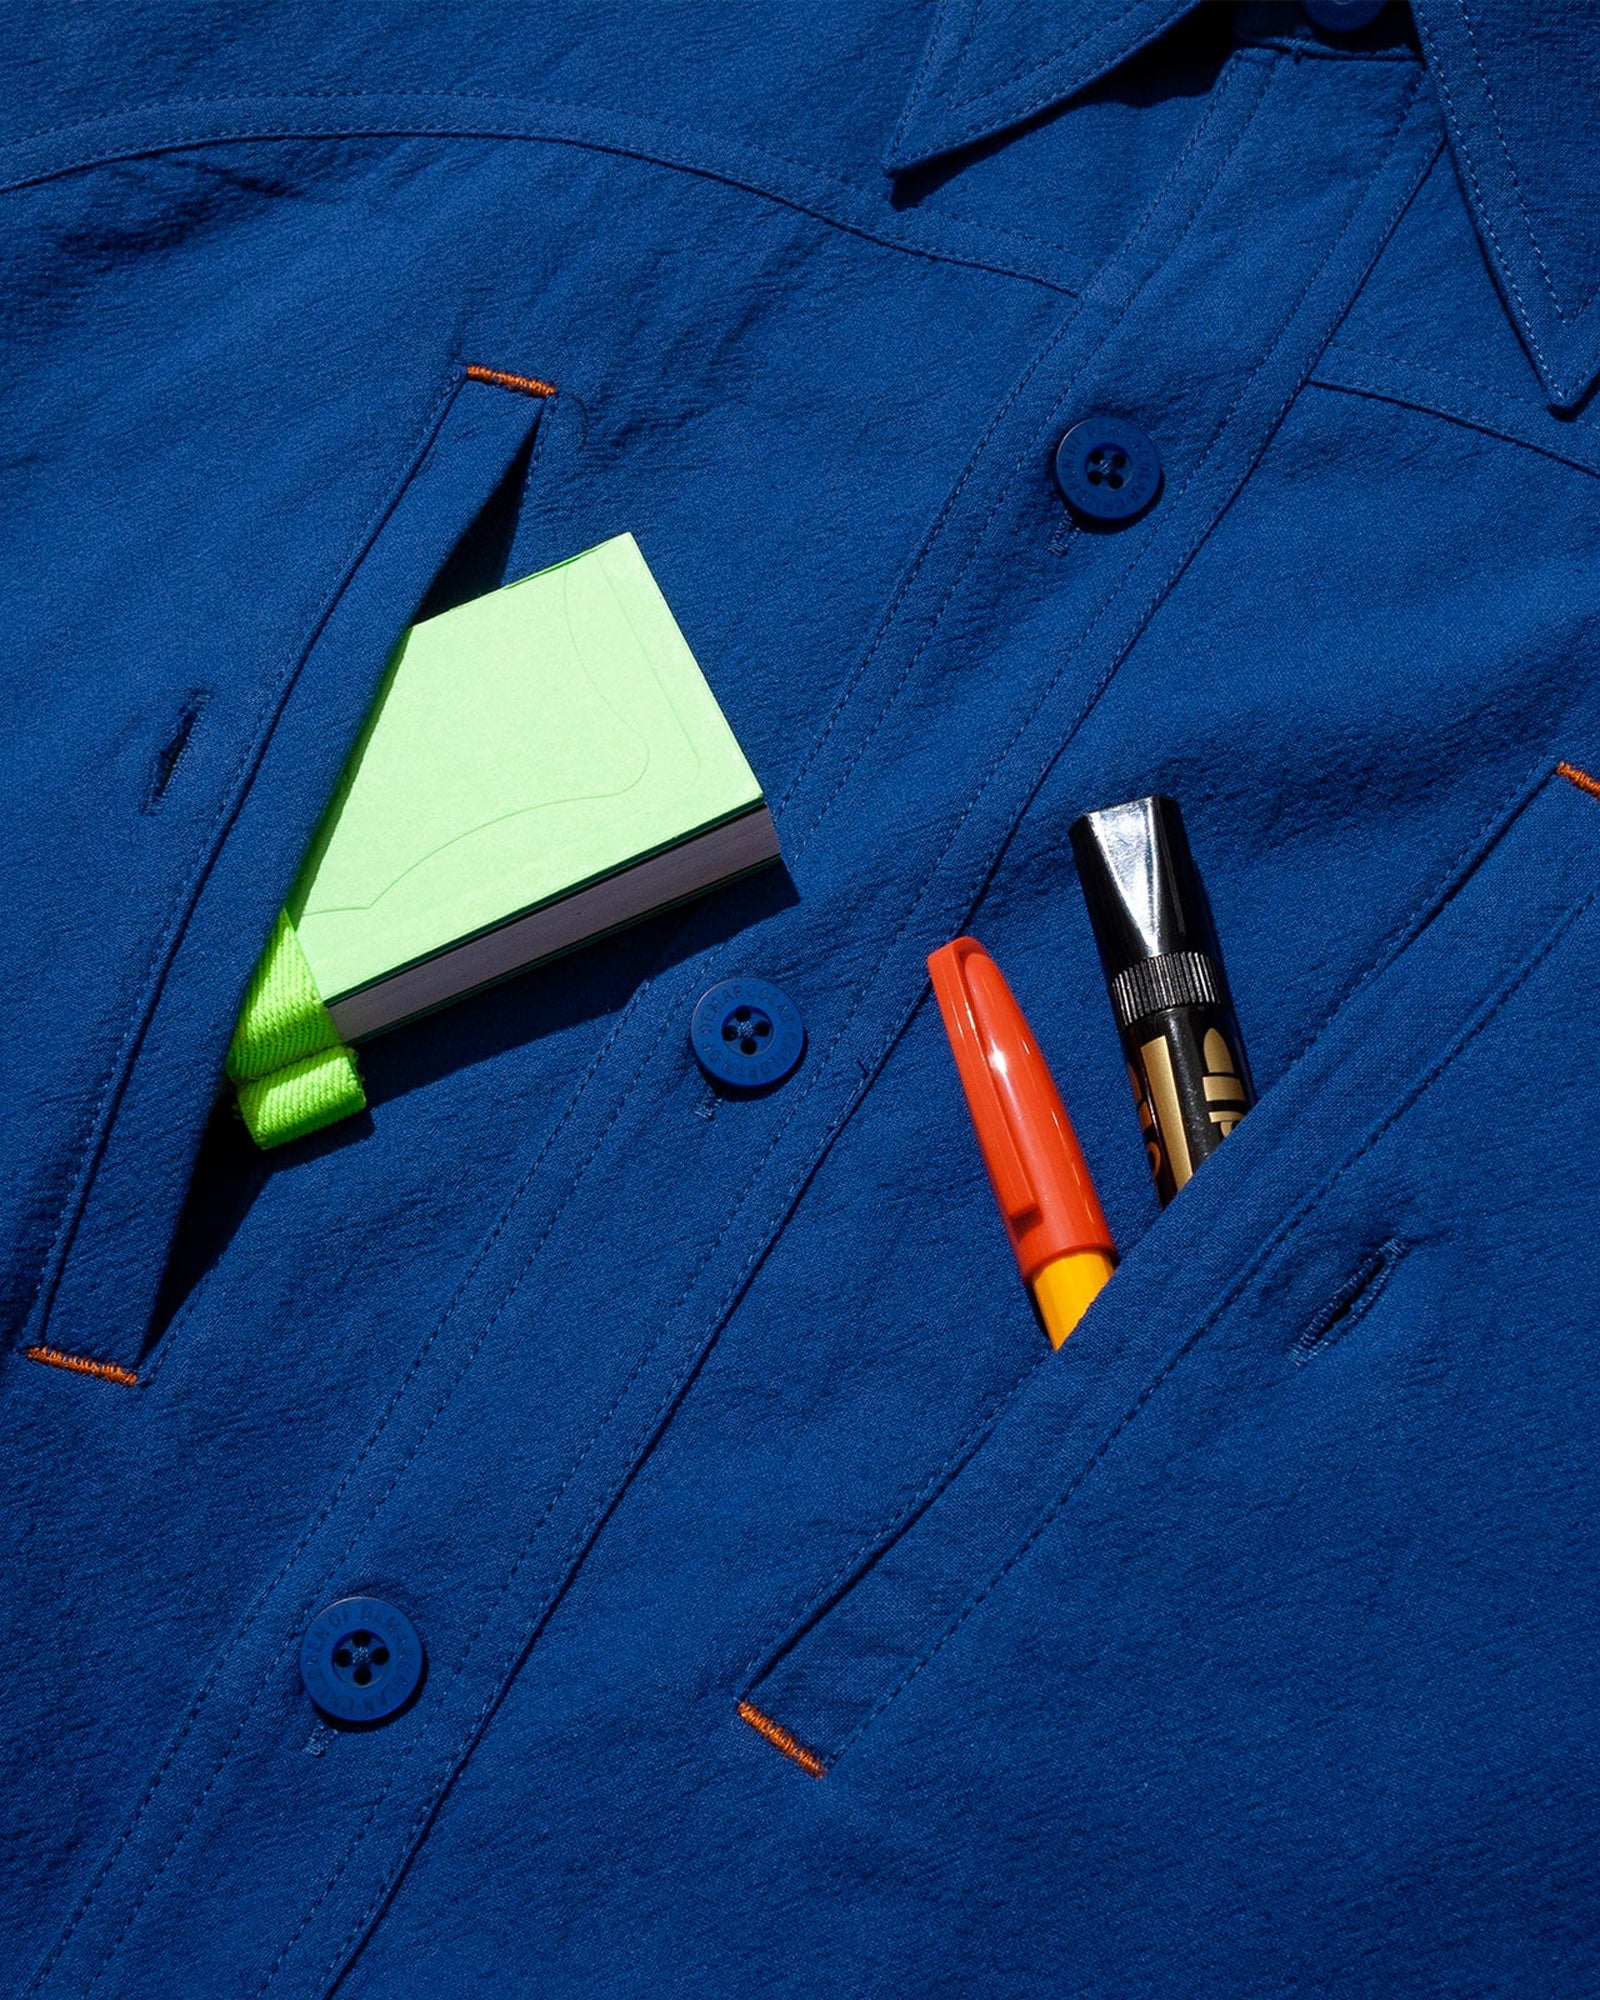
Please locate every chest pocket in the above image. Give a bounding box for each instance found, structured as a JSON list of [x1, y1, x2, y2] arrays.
[[21, 364, 555, 1384], [736, 759, 1600, 1774]]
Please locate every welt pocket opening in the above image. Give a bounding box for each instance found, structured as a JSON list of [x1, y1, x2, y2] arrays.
[[733, 761, 1600, 1774], [23, 365, 555, 1387]]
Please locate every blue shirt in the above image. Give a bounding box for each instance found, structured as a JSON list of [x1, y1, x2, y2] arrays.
[[5, 3, 1600, 1993]]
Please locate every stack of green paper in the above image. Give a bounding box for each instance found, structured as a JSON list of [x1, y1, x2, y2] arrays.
[[229, 533, 779, 1144]]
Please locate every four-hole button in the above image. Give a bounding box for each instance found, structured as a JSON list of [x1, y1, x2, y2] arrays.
[[1054, 415, 1163, 525], [300, 1596, 424, 1724], [691, 977, 806, 1091]]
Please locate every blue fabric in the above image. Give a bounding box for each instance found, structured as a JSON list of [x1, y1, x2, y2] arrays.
[[4, 3, 1600, 1994]]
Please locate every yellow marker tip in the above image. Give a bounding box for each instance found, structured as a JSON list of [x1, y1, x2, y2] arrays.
[[1032, 1249, 1116, 1349]]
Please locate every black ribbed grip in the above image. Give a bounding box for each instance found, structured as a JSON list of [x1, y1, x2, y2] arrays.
[[1108, 949, 1222, 1028]]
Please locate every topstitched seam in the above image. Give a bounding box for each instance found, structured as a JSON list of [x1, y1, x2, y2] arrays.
[[312, 90, 1296, 1920], [0, 88, 915, 187], [1411, 7, 1559, 390], [1456, 0, 1597, 325], [412, 57, 1435, 1816], [1310, 355, 1600, 479], [305, 1013, 903, 1988], [828, 865, 1600, 1757], [68, 977, 672, 2000], [292, 1078, 880, 1990], [133, 397, 561, 1396], [941, 90, 1434, 989], [309, 1066, 885, 1986], [946, 0, 1168, 118], [738, 78, 1438, 1714], [17, 366, 469, 1382], [43, 61, 1423, 1992], [68, 414, 773, 1987], [0, 94, 1083, 296], [851, 71, 1430, 917], [746, 755, 1563, 1704], [733, 1340, 1047, 1692], [1268, 751, 1558, 1080], [261, 1398, 645, 1994], [887, 0, 957, 160], [1325, 341, 1531, 407]]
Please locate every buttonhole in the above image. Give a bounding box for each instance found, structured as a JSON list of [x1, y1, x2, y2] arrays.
[[143, 691, 208, 812], [1293, 1238, 1408, 1362], [1050, 514, 1080, 558]]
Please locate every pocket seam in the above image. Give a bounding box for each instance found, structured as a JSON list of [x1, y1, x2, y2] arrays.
[[838, 876, 1600, 1757], [748, 774, 1600, 1767], [732, 1339, 1048, 1694], [21, 365, 475, 1367], [741, 756, 1557, 1735]]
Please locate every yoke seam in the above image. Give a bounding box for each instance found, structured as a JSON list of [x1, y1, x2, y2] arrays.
[[1310, 348, 1600, 478], [0, 92, 1085, 294]]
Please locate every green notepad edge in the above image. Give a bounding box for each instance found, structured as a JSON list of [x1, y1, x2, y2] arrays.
[[229, 533, 768, 1147], [287, 532, 764, 1006]]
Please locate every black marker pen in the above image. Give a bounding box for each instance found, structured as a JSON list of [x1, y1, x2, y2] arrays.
[[1069, 795, 1255, 1206]]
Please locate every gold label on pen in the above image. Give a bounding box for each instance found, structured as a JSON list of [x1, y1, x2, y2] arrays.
[[1139, 1032, 1193, 1189], [1129, 1062, 1162, 1181], [1202, 1027, 1247, 1136]]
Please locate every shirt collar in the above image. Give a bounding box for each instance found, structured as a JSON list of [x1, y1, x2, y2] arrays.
[[1411, 0, 1600, 408], [888, 1, 1600, 410]]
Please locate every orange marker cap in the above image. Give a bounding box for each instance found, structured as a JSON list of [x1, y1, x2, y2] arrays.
[[927, 937, 1114, 1284]]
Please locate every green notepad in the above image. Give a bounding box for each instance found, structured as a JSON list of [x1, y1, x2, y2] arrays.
[[228, 534, 779, 1145]]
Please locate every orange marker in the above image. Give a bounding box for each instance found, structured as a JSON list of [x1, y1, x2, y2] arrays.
[[928, 937, 1116, 1347]]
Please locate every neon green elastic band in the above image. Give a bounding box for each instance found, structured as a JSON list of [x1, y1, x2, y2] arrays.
[[227, 912, 366, 1149]]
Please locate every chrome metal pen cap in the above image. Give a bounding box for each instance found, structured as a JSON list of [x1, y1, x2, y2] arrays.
[[1068, 795, 1227, 1031]]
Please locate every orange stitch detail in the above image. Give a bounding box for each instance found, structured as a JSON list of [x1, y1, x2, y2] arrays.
[[464, 364, 557, 399], [1557, 760, 1600, 803], [25, 1345, 138, 1387], [738, 1700, 827, 1778]]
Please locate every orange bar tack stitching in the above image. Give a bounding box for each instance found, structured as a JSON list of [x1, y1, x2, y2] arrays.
[[1557, 760, 1600, 802], [25, 1345, 139, 1387], [464, 364, 557, 399], [737, 1700, 828, 1778]]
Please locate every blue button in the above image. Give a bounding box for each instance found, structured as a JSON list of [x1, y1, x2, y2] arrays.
[[1053, 416, 1162, 525], [691, 977, 805, 1090], [1303, 0, 1385, 30], [300, 1597, 424, 1723]]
